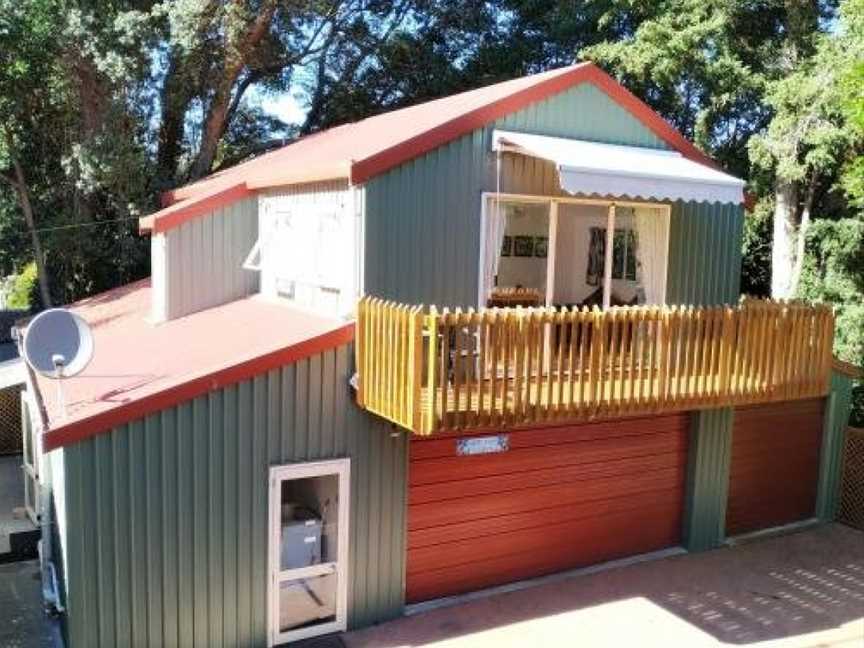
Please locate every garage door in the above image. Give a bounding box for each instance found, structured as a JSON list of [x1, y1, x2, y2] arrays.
[[407, 414, 690, 603], [726, 399, 825, 537]]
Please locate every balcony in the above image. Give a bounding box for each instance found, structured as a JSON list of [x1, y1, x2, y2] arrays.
[[355, 297, 835, 435]]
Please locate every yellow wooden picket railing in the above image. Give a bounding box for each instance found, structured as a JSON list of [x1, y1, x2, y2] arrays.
[[355, 297, 835, 435]]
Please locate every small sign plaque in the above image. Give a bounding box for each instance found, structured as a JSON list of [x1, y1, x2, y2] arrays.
[[457, 434, 509, 456]]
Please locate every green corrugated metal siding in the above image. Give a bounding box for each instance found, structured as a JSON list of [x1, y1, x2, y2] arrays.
[[683, 408, 734, 551], [666, 201, 744, 306], [495, 83, 669, 147], [816, 372, 856, 521], [364, 81, 742, 309], [60, 342, 408, 647]]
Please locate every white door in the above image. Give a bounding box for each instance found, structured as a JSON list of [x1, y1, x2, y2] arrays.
[[268, 458, 350, 645]]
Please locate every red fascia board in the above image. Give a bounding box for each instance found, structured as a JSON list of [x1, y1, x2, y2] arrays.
[[583, 67, 723, 172], [139, 182, 254, 234], [350, 66, 592, 184], [42, 322, 355, 452], [350, 63, 723, 184]]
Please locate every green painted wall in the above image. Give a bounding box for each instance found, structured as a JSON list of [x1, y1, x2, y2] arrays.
[[59, 341, 408, 647], [364, 82, 673, 308], [816, 371, 856, 521], [666, 201, 744, 306], [363, 81, 743, 310], [683, 408, 734, 551]]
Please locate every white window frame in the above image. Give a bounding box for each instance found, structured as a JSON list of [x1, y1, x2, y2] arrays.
[[479, 192, 671, 309], [267, 458, 350, 646]]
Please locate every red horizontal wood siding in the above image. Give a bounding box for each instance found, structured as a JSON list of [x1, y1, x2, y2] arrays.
[[406, 413, 690, 602], [726, 399, 826, 537]]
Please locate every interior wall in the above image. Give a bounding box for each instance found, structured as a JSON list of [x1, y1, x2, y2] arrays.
[[552, 205, 637, 305], [496, 203, 549, 292]]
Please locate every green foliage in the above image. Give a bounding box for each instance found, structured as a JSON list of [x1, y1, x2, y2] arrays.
[[797, 217, 864, 422], [741, 200, 772, 297], [839, 0, 864, 206], [748, 12, 862, 191], [798, 218, 864, 365], [6, 262, 37, 310]]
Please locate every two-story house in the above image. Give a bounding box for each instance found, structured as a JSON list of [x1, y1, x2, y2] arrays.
[[20, 63, 857, 647]]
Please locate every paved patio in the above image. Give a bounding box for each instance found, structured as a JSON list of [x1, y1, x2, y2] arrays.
[[345, 524, 864, 648], [0, 560, 63, 648]]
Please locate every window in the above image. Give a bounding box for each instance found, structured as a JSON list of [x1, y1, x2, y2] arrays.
[[245, 203, 357, 317], [586, 227, 638, 284], [268, 459, 350, 645]]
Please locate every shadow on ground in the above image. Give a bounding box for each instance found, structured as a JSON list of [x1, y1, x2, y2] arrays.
[[0, 560, 63, 648], [346, 524, 864, 647]]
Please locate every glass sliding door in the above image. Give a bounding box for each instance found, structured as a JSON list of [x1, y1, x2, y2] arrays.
[[482, 198, 552, 308], [481, 195, 671, 311], [268, 459, 350, 645]]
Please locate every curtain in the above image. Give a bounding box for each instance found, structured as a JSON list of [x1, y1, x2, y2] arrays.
[[586, 227, 605, 286], [633, 207, 669, 305], [482, 199, 507, 302]]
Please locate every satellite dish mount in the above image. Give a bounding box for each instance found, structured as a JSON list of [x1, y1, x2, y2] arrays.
[[22, 309, 94, 421]]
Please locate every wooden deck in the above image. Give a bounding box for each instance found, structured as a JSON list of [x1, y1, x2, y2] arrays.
[[356, 298, 835, 435]]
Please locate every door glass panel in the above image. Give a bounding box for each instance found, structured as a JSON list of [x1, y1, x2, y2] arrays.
[[279, 572, 338, 632], [279, 474, 339, 569]]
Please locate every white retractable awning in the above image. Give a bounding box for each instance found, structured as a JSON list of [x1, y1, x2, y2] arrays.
[[493, 130, 744, 205]]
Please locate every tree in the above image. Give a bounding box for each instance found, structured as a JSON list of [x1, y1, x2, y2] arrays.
[[749, 1, 863, 297], [0, 0, 64, 306]]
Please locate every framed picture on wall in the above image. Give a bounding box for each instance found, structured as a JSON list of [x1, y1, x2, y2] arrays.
[[513, 236, 534, 257], [501, 235, 513, 257], [534, 236, 548, 258]]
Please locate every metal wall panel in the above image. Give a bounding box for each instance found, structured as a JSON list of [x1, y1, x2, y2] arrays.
[[159, 195, 260, 320], [683, 407, 734, 551], [666, 201, 744, 306], [816, 371, 856, 520], [260, 180, 349, 208], [364, 81, 742, 309], [60, 342, 408, 647]]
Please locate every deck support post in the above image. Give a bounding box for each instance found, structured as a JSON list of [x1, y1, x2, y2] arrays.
[[815, 371, 855, 521], [683, 407, 734, 551]]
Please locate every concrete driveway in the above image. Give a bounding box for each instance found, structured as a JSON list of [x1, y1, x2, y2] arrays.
[[345, 524, 864, 648]]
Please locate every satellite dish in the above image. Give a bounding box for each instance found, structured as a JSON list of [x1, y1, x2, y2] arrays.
[[23, 308, 94, 379]]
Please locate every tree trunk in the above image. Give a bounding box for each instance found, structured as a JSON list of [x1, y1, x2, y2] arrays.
[[771, 179, 798, 299], [186, 0, 279, 181], [187, 73, 239, 181], [788, 174, 817, 296], [6, 155, 52, 308], [157, 53, 194, 188]]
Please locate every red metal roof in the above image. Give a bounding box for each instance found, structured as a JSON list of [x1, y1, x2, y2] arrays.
[[33, 280, 353, 451], [141, 62, 721, 234]]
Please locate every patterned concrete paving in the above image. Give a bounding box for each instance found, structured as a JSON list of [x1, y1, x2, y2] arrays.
[[346, 524, 864, 648]]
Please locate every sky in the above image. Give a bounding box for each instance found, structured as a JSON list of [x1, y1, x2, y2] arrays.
[[252, 89, 308, 127]]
